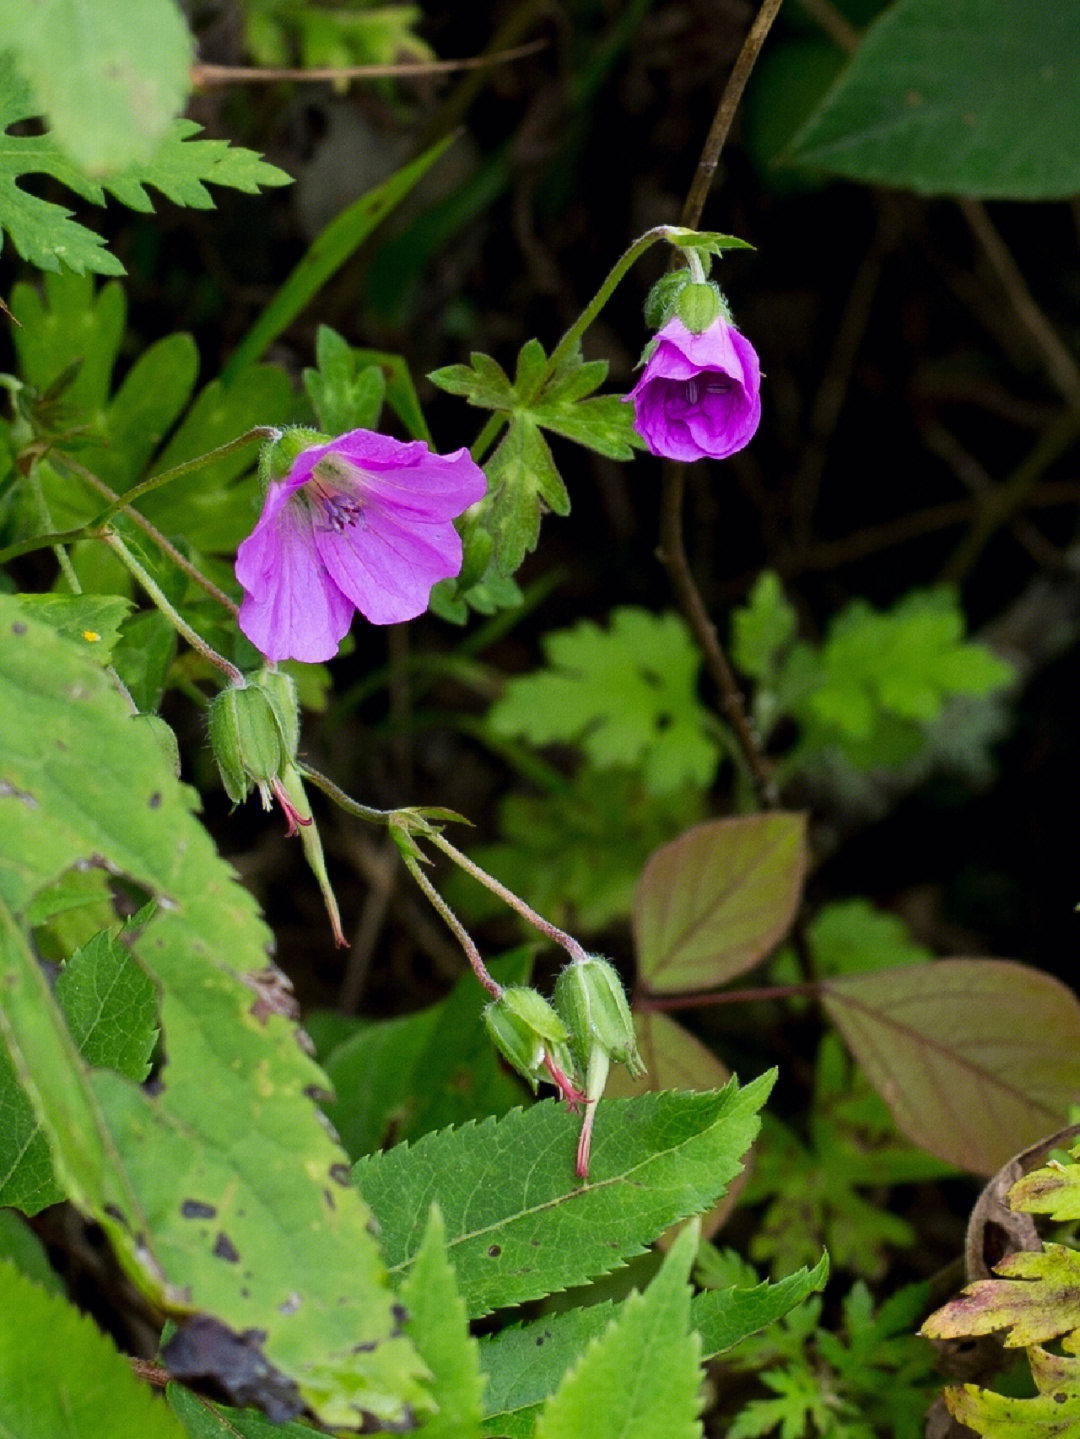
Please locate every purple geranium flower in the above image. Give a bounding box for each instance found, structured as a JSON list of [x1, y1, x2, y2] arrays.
[[627, 315, 761, 462], [236, 429, 485, 663]]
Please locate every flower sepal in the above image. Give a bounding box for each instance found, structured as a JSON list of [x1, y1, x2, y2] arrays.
[[483, 986, 580, 1098], [208, 682, 290, 807], [554, 955, 645, 1078], [259, 426, 327, 486]]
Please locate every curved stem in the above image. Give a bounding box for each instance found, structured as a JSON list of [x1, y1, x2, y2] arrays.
[[400, 850, 503, 999], [296, 763, 392, 824], [103, 531, 244, 685], [426, 830, 590, 964], [105, 428, 276, 515], [54, 453, 240, 616]]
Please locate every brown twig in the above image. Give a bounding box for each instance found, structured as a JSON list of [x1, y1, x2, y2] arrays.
[[659, 0, 785, 809], [190, 40, 548, 88], [680, 0, 786, 231], [959, 198, 1080, 410]]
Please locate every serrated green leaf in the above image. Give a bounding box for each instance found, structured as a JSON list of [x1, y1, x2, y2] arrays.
[[112, 611, 178, 713], [0, 599, 426, 1426], [402, 1206, 485, 1439], [634, 815, 807, 991], [0, 61, 289, 275], [303, 327, 386, 435], [530, 393, 640, 460], [514, 338, 549, 400], [0, 1208, 64, 1294], [489, 608, 719, 795], [1010, 1156, 1080, 1222], [355, 1074, 772, 1319], [479, 1254, 828, 1436], [789, 0, 1080, 199], [0, 1258, 187, 1438], [533, 1222, 703, 1439], [318, 950, 532, 1157], [15, 592, 133, 659], [480, 417, 570, 575], [167, 1383, 315, 1438], [7, 0, 193, 175], [731, 571, 798, 682], [943, 1345, 1080, 1436], [0, 917, 159, 1214], [823, 960, 1080, 1175]]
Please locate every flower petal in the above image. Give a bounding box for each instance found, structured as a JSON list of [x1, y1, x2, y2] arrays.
[[314, 505, 463, 626], [237, 494, 353, 663]]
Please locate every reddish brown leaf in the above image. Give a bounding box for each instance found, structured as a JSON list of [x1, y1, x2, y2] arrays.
[[633, 814, 807, 992], [822, 960, 1080, 1175]]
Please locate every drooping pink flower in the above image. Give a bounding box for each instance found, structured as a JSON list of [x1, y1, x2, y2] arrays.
[[236, 429, 486, 663], [627, 315, 761, 462]]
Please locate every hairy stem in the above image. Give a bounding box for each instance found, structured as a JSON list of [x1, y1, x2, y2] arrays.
[[400, 851, 503, 999]]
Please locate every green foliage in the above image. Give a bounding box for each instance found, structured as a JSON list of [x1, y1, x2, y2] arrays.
[[312, 950, 533, 1157], [0, 55, 290, 275], [356, 1075, 773, 1317], [302, 325, 433, 442], [773, 899, 933, 982], [532, 1222, 704, 1439], [0, 1258, 186, 1438], [242, 0, 431, 71], [731, 576, 1015, 773], [429, 340, 640, 580], [6, 0, 193, 175], [743, 1039, 946, 1281], [447, 767, 705, 935], [790, 0, 1080, 198], [725, 1280, 938, 1439], [401, 1206, 485, 1439], [0, 913, 159, 1212], [633, 813, 808, 991], [0, 600, 427, 1427], [488, 608, 721, 795], [479, 1255, 828, 1436]]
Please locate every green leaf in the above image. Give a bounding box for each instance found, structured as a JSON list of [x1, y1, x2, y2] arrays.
[[942, 1346, 1080, 1437], [823, 960, 1080, 1174], [15, 593, 133, 659], [0, 599, 427, 1427], [7, 0, 193, 174], [356, 1075, 773, 1318], [112, 611, 178, 713], [479, 1254, 828, 1436], [303, 326, 386, 435], [731, 571, 798, 682], [317, 950, 532, 1157], [167, 1384, 315, 1439], [0, 1258, 187, 1438], [0, 1207, 64, 1294], [634, 815, 808, 991], [0, 918, 159, 1213], [224, 133, 455, 378], [533, 1221, 703, 1439], [480, 417, 571, 575], [789, 0, 1080, 198], [804, 899, 932, 977], [0, 60, 290, 275], [401, 1207, 485, 1439], [489, 608, 720, 795]]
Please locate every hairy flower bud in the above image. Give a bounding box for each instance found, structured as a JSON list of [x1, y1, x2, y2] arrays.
[[208, 684, 289, 806], [483, 987, 578, 1095], [676, 281, 723, 334], [554, 956, 645, 1078], [257, 667, 300, 760]]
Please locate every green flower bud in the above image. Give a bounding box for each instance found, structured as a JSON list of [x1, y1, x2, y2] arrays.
[[208, 684, 289, 806], [483, 986, 576, 1093], [676, 281, 723, 334], [643, 270, 691, 332], [554, 956, 645, 1078], [259, 426, 328, 486], [257, 667, 300, 760]]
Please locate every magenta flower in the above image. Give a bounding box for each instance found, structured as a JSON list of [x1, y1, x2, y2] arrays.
[[627, 315, 761, 462], [236, 429, 486, 663]]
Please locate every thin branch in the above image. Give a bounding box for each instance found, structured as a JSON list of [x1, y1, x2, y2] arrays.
[[191, 40, 547, 88], [680, 0, 786, 230], [960, 198, 1080, 410]]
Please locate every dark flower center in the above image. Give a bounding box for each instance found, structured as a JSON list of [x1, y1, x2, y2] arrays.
[[307, 457, 366, 533]]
